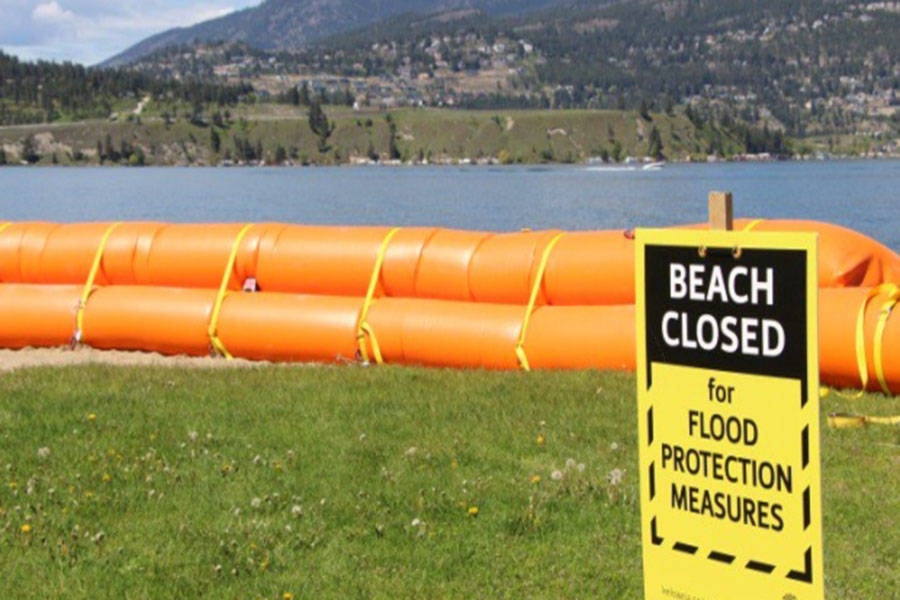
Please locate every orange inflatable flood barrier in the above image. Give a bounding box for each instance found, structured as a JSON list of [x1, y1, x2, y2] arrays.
[[0, 219, 897, 393]]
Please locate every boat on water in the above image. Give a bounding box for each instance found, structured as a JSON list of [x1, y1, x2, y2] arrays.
[[0, 219, 896, 393], [584, 158, 665, 171]]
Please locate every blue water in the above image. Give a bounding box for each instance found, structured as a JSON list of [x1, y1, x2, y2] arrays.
[[0, 159, 897, 250]]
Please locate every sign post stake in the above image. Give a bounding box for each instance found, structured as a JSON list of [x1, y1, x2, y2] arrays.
[[708, 191, 733, 231]]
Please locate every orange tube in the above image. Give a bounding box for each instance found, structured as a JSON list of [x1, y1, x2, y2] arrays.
[[467, 230, 562, 304], [0, 220, 896, 394], [0, 222, 62, 283], [818, 287, 900, 393], [81, 286, 215, 356], [526, 304, 636, 370], [0, 284, 80, 347], [367, 297, 522, 368], [733, 219, 900, 288], [406, 229, 491, 301], [255, 225, 393, 295], [544, 230, 636, 305], [216, 292, 361, 362]]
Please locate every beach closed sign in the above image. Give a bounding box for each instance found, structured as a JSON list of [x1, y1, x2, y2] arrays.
[[635, 228, 823, 600]]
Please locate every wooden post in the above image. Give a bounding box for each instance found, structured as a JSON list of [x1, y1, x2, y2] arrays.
[[708, 191, 733, 231]]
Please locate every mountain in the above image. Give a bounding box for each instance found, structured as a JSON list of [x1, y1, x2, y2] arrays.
[[102, 0, 563, 67]]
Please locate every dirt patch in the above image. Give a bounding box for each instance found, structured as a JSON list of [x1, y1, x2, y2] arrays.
[[0, 347, 267, 372]]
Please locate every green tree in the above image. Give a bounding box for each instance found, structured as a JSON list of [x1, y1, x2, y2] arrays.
[[648, 126, 664, 159], [308, 99, 335, 153], [386, 113, 401, 161], [210, 128, 221, 153], [21, 134, 40, 164]]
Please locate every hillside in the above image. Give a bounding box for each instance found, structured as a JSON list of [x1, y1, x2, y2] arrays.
[[101, 0, 565, 67], [118, 0, 898, 140], [0, 105, 751, 167]]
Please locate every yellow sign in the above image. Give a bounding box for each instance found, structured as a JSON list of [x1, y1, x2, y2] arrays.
[[636, 229, 823, 600]]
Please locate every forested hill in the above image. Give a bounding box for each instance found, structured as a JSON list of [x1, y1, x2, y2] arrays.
[[121, 0, 897, 138], [102, 0, 567, 67], [0, 51, 252, 125], [0, 1, 896, 152]]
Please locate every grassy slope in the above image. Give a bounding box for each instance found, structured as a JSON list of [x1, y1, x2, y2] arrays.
[[0, 364, 896, 599], [0, 105, 739, 166]]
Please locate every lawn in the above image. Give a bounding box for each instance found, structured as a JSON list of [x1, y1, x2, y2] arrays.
[[0, 364, 896, 598]]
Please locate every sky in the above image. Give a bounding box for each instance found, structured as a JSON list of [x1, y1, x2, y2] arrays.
[[0, 0, 260, 66]]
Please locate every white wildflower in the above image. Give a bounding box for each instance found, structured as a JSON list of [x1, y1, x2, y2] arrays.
[[608, 468, 625, 486]]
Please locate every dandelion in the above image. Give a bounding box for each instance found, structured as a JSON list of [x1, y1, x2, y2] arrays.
[[577, 462, 586, 473], [467, 506, 479, 517], [20, 523, 32, 534], [220, 463, 234, 476], [565, 458, 576, 470], [102, 473, 111, 483], [404, 446, 418, 458], [608, 468, 625, 486], [87, 413, 97, 422], [530, 474, 541, 485], [283, 593, 294, 600], [250, 497, 262, 509], [551, 469, 563, 481], [610, 442, 619, 451], [291, 504, 303, 518], [37, 447, 50, 459], [188, 430, 198, 442], [536, 433, 546, 446]]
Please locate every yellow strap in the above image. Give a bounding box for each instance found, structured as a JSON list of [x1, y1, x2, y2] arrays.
[[359, 322, 385, 365], [208, 223, 254, 359], [73, 222, 121, 344], [849, 283, 898, 396], [356, 227, 400, 365], [743, 219, 764, 231], [827, 413, 900, 428], [516, 233, 564, 371], [873, 287, 899, 395]]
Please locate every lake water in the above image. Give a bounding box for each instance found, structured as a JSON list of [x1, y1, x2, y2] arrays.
[[0, 159, 897, 251]]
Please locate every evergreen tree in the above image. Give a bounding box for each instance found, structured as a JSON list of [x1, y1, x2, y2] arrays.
[[308, 99, 335, 153], [210, 128, 221, 153], [648, 126, 664, 159]]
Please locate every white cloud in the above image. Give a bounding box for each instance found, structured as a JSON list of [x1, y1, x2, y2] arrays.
[[32, 1, 75, 22]]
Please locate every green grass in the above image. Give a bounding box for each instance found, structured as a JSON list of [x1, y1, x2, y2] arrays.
[[0, 365, 896, 599]]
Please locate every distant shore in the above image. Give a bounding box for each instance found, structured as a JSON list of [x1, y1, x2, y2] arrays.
[[3, 107, 893, 168]]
